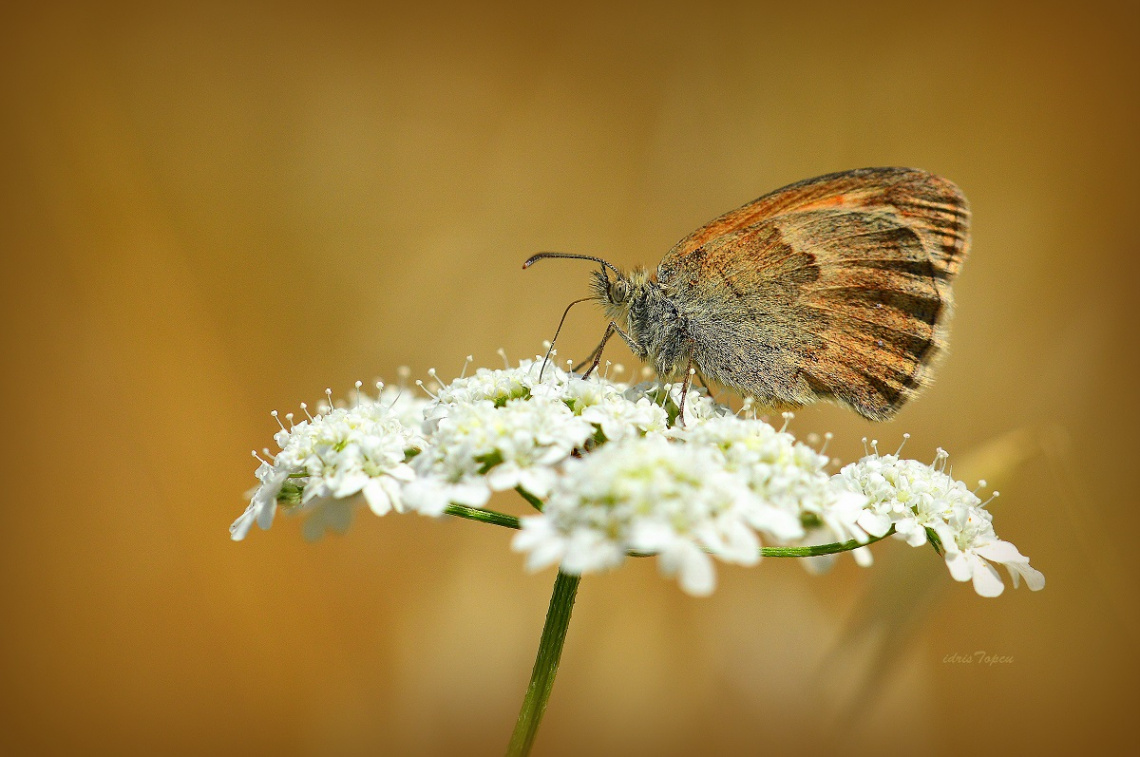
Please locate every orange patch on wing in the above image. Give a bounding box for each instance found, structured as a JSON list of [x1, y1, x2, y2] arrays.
[[799, 194, 850, 210]]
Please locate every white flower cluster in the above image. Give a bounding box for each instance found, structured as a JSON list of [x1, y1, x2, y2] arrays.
[[516, 428, 821, 596], [837, 449, 1045, 597], [231, 355, 1044, 598], [229, 384, 429, 542]]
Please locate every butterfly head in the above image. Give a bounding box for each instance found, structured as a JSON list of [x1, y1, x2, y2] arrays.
[[523, 252, 649, 319], [590, 265, 652, 321], [523, 251, 662, 369]]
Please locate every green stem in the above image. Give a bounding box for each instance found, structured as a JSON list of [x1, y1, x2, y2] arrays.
[[515, 486, 544, 511], [442, 503, 895, 559], [759, 526, 895, 558], [506, 571, 580, 757], [442, 503, 520, 530]]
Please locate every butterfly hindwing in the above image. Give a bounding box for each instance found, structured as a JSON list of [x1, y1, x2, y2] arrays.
[[658, 168, 969, 420]]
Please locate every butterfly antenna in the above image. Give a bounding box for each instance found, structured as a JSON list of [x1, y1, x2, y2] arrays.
[[539, 296, 593, 380], [523, 252, 623, 283]]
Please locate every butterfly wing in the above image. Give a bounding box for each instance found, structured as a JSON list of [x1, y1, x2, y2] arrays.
[[663, 167, 969, 293], [658, 168, 970, 420]]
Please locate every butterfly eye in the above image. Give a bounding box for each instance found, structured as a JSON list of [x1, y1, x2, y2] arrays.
[[610, 280, 629, 304]]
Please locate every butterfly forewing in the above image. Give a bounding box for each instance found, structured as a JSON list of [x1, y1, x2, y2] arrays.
[[665, 167, 969, 279], [658, 168, 970, 420]]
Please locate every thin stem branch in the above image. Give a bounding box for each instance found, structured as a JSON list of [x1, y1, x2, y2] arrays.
[[444, 498, 895, 560], [506, 571, 580, 757], [514, 486, 544, 511], [442, 503, 520, 530], [759, 526, 895, 558]]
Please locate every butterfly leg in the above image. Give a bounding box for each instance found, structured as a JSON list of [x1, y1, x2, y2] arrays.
[[572, 337, 606, 374], [580, 321, 638, 378], [676, 360, 695, 427]]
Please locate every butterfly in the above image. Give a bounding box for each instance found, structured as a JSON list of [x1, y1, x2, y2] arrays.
[[525, 167, 970, 421]]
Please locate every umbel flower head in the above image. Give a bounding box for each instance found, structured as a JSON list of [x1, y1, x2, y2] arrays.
[[230, 383, 428, 541], [838, 446, 1045, 597], [232, 354, 1044, 598]]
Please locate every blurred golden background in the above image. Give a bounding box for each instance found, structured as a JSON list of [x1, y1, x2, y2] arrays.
[[2, 1, 1137, 755]]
